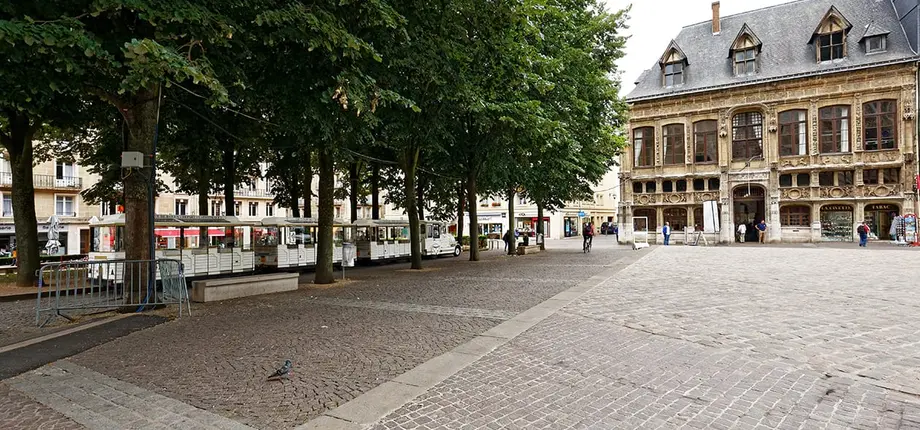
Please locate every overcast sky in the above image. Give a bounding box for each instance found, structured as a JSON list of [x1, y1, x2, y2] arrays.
[[603, 0, 793, 96]]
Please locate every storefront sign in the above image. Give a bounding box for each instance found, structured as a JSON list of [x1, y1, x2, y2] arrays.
[[821, 205, 853, 212], [729, 172, 769, 182], [0, 224, 54, 233]]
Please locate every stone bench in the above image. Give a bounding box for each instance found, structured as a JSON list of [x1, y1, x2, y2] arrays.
[[191, 273, 299, 303], [516, 245, 541, 255]]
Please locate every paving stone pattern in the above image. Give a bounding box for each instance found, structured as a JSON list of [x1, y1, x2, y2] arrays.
[[0, 382, 84, 430], [7, 361, 253, 430], [374, 247, 920, 429], [306, 297, 518, 321]]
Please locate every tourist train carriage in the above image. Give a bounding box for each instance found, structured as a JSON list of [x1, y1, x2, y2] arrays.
[[353, 219, 460, 262], [89, 214, 256, 278], [254, 217, 350, 269]]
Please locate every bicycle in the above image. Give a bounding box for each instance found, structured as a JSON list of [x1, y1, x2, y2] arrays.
[[583, 236, 593, 253]]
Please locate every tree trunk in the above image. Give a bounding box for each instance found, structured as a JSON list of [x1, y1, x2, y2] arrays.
[[222, 146, 235, 217], [1, 112, 39, 287], [467, 172, 480, 261], [456, 180, 465, 243], [416, 175, 425, 221], [197, 176, 210, 244], [123, 89, 159, 268], [507, 189, 516, 255], [288, 171, 301, 218], [302, 151, 312, 218], [314, 149, 335, 284], [349, 161, 359, 222], [402, 147, 423, 270], [537, 203, 545, 250], [371, 164, 380, 219]]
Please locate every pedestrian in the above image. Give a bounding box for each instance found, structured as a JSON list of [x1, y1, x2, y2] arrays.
[[857, 221, 869, 247], [736, 223, 747, 243], [502, 229, 512, 252], [756, 219, 767, 243], [613, 225, 619, 242], [889, 216, 898, 242], [662, 222, 671, 246]]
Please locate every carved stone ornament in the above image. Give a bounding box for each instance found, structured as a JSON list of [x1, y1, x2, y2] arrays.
[[719, 109, 729, 138], [768, 116, 777, 133], [821, 155, 853, 165], [819, 186, 856, 198], [635, 194, 655, 205], [904, 85, 916, 121], [686, 124, 693, 164], [780, 187, 810, 200], [810, 100, 819, 155], [854, 95, 862, 151], [865, 184, 902, 197], [781, 157, 809, 168], [770, 196, 780, 205], [666, 193, 688, 204]]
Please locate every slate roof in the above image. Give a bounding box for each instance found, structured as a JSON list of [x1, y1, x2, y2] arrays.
[[626, 0, 919, 103]]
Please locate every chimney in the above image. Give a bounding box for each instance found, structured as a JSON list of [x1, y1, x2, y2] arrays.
[[712, 1, 721, 35]]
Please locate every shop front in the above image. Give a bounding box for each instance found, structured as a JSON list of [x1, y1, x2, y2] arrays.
[[473, 213, 505, 238], [820, 204, 854, 242], [563, 216, 580, 237], [514, 212, 550, 238], [864, 204, 900, 240]]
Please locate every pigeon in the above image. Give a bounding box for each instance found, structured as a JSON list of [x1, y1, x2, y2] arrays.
[[268, 360, 292, 380]]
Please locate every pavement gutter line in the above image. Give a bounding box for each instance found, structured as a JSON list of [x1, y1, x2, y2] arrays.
[[297, 247, 660, 430], [0, 313, 134, 355]]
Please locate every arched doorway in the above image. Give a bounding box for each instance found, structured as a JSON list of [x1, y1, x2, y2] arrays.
[[733, 185, 766, 242], [865, 204, 900, 240]]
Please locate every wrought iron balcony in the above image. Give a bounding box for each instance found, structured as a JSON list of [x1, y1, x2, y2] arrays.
[[0, 173, 82, 189]]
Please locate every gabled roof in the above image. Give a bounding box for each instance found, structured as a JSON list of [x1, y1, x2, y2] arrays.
[[627, 0, 919, 103], [809, 5, 853, 43], [728, 23, 763, 58], [658, 40, 689, 65], [859, 21, 891, 42]]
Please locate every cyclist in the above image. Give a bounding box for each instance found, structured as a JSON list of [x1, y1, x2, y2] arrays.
[[583, 222, 595, 252]]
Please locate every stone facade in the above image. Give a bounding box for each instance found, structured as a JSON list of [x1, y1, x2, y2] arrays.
[[619, 64, 920, 244]]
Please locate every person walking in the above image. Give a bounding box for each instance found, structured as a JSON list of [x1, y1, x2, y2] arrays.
[[857, 221, 869, 247], [662, 222, 671, 246], [737, 223, 747, 243], [756, 220, 767, 243], [613, 225, 619, 242], [502, 229, 512, 253]]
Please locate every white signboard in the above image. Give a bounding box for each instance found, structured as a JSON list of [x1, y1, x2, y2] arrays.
[[703, 201, 720, 233]]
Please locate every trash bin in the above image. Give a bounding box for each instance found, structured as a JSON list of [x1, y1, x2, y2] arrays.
[[342, 242, 356, 267], [536, 233, 544, 244]]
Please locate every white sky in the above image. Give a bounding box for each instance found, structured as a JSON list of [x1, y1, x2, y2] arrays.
[[604, 0, 793, 96]]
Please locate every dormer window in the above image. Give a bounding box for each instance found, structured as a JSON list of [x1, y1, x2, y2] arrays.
[[818, 31, 845, 61], [729, 24, 761, 77], [664, 62, 684, 86], [659, 40, 688, 88], [811, 6, 852, 63], [866, 35, 887, 53]]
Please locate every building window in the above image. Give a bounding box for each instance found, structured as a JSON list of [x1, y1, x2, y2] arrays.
[[663, 124, 685, 165], [866, 35, 887, 53], [266, 203, 274, 217], [663, 208, 687, 231], [248, 202, 259, 217], [693, 120, 718, 163], [633, 208, 657, 232], [863, 100, 897, 151], [676, 180, 687, 192], [663, 62, 684, 87], [1, 194, 11, 217], [234, 201, 241, 216], [55, 195, 76, 217], [819, 170, 854, 186], [780, 206, 811, 226], [779, 110, 808, 156], [693, 178, 705, 191], [732, 112, 763, 160], [645, 181, 656, 193], [779, 173, 811, 188], [633, 127, 654, 167], [662, 181, 673, 193], [55, 161, 78, 187], [211, 200, 222, 216], [175, 199, 187, 216], [866, 168, 900, 185], [733, 48, 756, 76], [819, 106, 850, 153], [708, 178, 720, 190], [818, 31, 845, 61], [632, 182, 643, 194]]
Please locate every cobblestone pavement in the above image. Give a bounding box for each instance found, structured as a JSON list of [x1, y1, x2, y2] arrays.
[[0, 382, 84, 430], [47, 239, 628, 429], [374, 246, 920, 429]]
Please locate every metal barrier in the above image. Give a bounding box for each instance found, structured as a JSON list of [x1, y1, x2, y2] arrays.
[[36, 259, 191, 327]]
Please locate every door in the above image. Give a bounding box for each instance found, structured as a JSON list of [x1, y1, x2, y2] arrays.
[[79, 229, 90, 254]]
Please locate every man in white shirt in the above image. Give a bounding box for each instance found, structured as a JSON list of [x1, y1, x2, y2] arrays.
[[737, 223, 747, 243]]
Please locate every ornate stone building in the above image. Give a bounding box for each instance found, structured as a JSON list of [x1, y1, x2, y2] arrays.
[[619, 0, 920, 244]]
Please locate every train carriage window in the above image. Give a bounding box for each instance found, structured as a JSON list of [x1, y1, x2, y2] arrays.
[[433, 224, 441, 239]]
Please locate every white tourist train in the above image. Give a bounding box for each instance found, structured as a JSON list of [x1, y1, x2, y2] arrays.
[[89, 214, 255, 278], [253, 217, 350, 269], [353, 219, 461, 262]]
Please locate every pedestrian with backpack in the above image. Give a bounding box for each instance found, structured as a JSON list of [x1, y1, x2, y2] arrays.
[[857, 221, 869, 247]]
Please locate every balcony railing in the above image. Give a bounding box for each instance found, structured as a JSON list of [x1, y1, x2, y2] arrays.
[[0, 173, 82, 189]]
